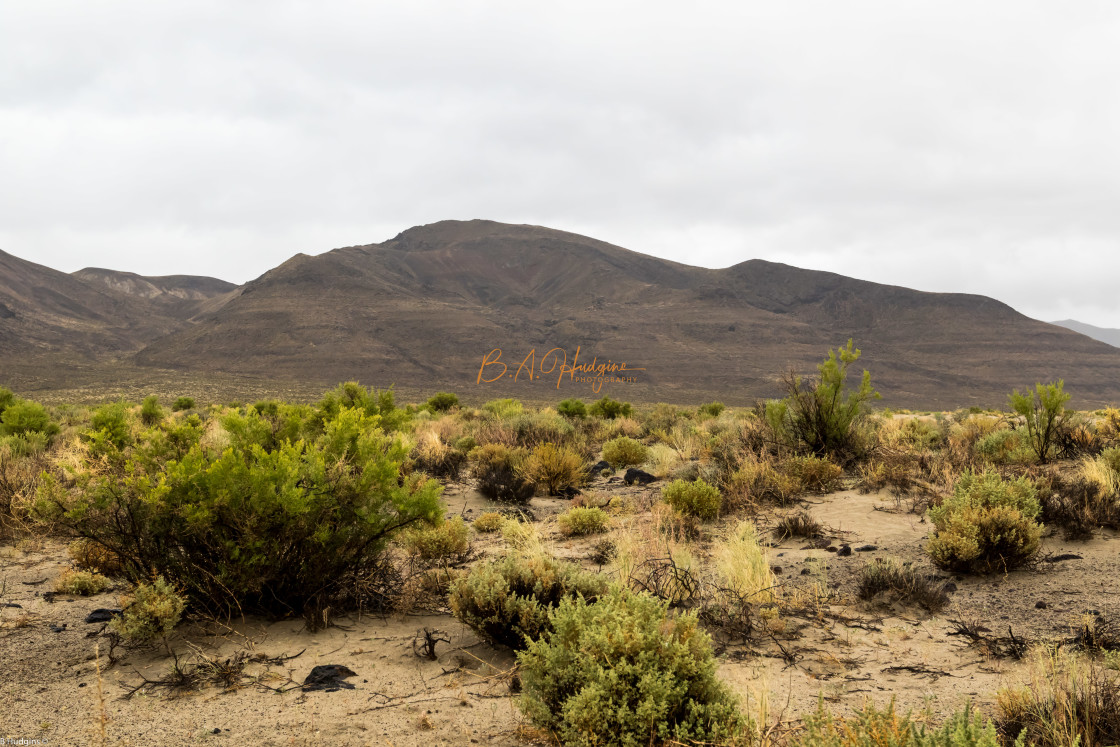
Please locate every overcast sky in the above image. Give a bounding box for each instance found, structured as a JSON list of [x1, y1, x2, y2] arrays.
[[2, 1, 1119, 326]]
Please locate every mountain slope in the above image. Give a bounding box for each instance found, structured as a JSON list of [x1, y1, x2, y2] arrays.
[[1051, 319, 1120, 349], [134, 220, 1120, 407]]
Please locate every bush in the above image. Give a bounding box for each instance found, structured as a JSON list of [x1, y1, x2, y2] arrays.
[[472, 444, 535, 503], [588, 396, 633, 420], [927, 471, 1042, 574], [857, 558, 948, 611], [601, 436, 649, 469], [557, 507, 609, 536], [769, 339, 880, 463], [111, 576, 187, 642], [483, 398, 523, 418], [427, 392, 460, 412], [557, 398, 587, 419], [399, 516, 470, 560], [1009, 380, 1071, 463], [521, 442, 586, 496], [449, 554, 608, 650], [518, 586, 751, 747], [43, 407, 443, 623], [140, 395, 164, 426], [171, 396, 196, 412], [54, 569, 111, 596], [791, 700, 1008, 746], [663, 478, 723, 520], [472, 511, 506, 533]]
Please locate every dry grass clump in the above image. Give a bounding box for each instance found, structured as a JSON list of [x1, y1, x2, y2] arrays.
[[54, 568, 111, 596], [520, 442, 586, 495], [471, 511, 506, 533], [996, 649, 1120, 747], [399, 517, 471, 561], [557, 506, 610, 536], [856, 558, 948, 611]]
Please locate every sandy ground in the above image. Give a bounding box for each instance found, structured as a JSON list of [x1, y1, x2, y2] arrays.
[[3, 476, 1118, 746]]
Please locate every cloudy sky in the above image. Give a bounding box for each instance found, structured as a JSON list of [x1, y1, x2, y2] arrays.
[[2, 1, 1119, 326]]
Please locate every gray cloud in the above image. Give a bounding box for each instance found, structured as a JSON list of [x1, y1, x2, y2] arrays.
[[2, 1, 1118, 326]]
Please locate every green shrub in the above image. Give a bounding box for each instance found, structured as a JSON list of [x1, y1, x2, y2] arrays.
[[699, 401, 726, 418], [472, 444, 535, 503], [171, 396, 196, 412], [400, 516, 470, 560], [589, 396, 633, 420], [791, 699, 1009, 746], [54, 569, 111, 596], [601, 436, 649, 469], [1009, 380, 1071, 463], [449, 554, 608, 650], [140, 395, 164, 426], [927, 471, 1041, 574], [472, 511, 506, 533], [427, 391, 460, 412], [662, 478, 723, 520], [43, 407, 442, 623], [518, 586, 751, 747], [768, 339, 880, 463], [483, 398, 523, 418], [110, 576, 187, 642], [521, 442, 586, 496], [0, 399, 59, 442], [557, 507, 609, 536], [557, 398, 587, 420]]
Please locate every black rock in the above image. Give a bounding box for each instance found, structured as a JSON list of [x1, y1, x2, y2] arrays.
[[84, 608, 122, 624], [303, 664, 358, 692], [623, 468, 656, 485], [589, 460, 611, 475], [854, 544, 878, 552], [837, 544, 852, 557]]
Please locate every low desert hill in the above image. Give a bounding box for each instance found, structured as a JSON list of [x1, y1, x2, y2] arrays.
[[131, 220, 1120, 408]]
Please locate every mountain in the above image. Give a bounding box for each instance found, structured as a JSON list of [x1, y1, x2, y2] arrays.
[[1051, 319, 1120, 349], [0, 249, 234, 360], [133, 220, 1120, 408]]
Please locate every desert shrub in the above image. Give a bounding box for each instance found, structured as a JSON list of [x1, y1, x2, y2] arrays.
[[68, 539, 124, 576], [54, 569, 111, 596], [399, 516, 470, 560], [791, 700, 1007, 747], [87, 401, 132, 452], [766, 340, 879, 464], [171, 396, 195, 412], [589, 396, 633, 420], [449, 554, 608, 650], [663, 477, 722, 519], [42, 407, 442, 623], [557, 507, 609, 536], [557, 398, 587, 419], [774, 511, 822, 540], [699, 401, 726, 418], [997, 650, 1120, 747], [785, 454, 844, 493], [927, 471, 1041, 574], [472, 444, 535, 503], [472, 511, 506, 533], [521, 442, 586, 496], [427, 391, 460, 412], [140, 395, 164, 426], [518, 586, 751, 747], [857, 558, 948, 611], [110, 576, 187, 642], [601, 436, 649, 469], [482, 398, 523, 419], [1009, 380, 1071, 463], [411, 432, 467, 479]]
